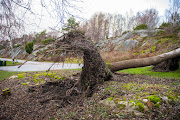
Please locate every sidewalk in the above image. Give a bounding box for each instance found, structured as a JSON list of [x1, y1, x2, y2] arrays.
[[0, 58, 83, 72]]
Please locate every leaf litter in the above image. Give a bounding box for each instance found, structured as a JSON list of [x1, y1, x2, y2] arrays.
[[0, 70, 179, 120]]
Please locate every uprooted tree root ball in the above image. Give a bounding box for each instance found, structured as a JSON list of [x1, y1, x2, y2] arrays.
[[55, 30, 112, 96]]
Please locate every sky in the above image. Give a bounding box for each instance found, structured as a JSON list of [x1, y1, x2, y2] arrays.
[[79, 0, 169, 19], [24, 0, 170, 34]]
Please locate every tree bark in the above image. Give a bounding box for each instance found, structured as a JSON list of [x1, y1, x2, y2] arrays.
[[109, 48, 180, 72]]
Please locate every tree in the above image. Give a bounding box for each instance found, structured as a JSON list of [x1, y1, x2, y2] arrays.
[[165, 0, 180, 27], [0, 0, 81, 41], [109, 48, 180, 72], [62, 17, 79, 32], [56, 30, 180, 96], [0, 0, 24, 62], [1, 0, 81, 62], [135, 8, 159, 29], [79, 12, 125, 41]]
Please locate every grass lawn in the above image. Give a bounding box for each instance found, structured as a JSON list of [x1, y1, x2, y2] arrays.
[[62, 58, 83, 64], [6, 61, 22, 66], [119, 65, 180, 79], [0, 71, 19, 81]]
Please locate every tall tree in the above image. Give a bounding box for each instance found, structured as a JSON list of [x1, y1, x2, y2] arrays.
[[135, 8, 159, 29], [97, 12, 105, 40], [0, 0, 24, 62], [165, 0, 180, 27], [0, 0, 81, 61]]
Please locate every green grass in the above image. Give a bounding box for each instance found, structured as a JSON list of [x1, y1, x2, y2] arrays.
[[6, 61, 21, 66], [63, 58, 83, 64], [38, 59, 83, 64], [0, 71, 19, 81], [119, 66, 180, 79]]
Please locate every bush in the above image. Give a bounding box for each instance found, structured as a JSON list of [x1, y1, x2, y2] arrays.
[[134, 24, 148, 30], [25, 42, 33, 54]]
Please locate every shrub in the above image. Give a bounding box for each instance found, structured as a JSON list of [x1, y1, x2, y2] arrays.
[[25, 42, 33, 54], [134, 24, 148, 30]]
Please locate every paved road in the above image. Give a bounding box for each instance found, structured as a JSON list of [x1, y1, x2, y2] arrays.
[[0, 58, 83, 72]]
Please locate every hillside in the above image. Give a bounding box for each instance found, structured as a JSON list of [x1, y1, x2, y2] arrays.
[[99, 28, 180, 63], [0, 26, 179, 63]]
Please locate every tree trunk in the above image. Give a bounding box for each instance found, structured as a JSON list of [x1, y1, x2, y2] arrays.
[[109, 48, 180, 72]]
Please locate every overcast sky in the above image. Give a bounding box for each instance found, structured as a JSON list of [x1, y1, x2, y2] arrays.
[[25, 0, 170, 34], [80, 0, 169, 19]]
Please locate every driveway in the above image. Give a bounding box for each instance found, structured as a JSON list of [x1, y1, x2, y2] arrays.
[[0, 58, 83, 72]]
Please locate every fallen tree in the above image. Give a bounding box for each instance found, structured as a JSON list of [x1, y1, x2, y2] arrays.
[[55, 30, 180, 96], [109, 48, 180, 72]]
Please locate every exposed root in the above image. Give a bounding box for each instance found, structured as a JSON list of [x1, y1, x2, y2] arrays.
[[66, 80, 80, 96]]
